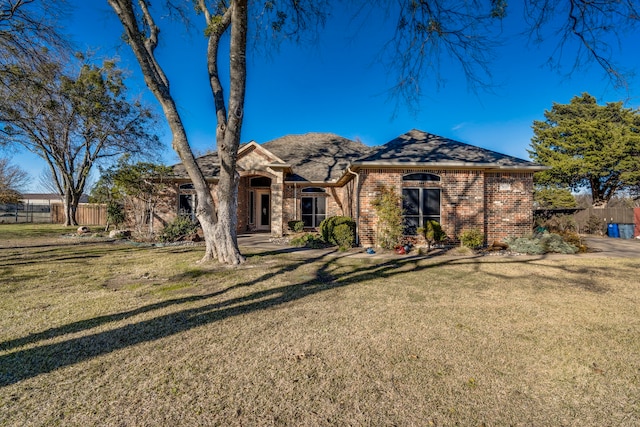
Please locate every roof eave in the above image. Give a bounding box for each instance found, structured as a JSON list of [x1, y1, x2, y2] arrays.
[[283, 179, 340, 186], [349, 161, 549, 172]]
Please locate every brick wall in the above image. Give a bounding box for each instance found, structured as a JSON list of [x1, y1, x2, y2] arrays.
[[281, 183, 354, 233], [357, 168, 534, 247], [357, 169, 402, 247], [484, 172, 535, 242]]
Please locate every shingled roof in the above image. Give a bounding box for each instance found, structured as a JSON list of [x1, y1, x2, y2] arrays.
[[261, 133, 372, 182], [354, 129, 539, 169], [171, 129, 542, 181], [172, 151, 222, 179]]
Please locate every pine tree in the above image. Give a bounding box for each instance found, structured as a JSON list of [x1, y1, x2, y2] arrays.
[[530, 93, 640, 206]]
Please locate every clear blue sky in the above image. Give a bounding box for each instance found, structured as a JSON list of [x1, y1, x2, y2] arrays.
[[14, 1, 640, 191]]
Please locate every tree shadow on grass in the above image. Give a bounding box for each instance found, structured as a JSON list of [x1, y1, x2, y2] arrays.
[[0, 251, 622, 387], [0, 243, 146, 267]]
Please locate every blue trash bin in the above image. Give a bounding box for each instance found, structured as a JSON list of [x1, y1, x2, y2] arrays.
[[618, 224, 634, 239], [607, 223, 619, 238]]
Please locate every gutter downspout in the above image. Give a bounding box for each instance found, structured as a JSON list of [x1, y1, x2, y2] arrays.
[[294, 182, 297, 219], [346, 166, 360, 246]]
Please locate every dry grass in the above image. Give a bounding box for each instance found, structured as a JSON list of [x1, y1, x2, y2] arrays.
[[1, 225, 639, 426]]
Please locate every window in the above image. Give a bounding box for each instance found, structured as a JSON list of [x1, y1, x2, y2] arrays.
[[302, 187, 326, 193], [402, 188, 441, 234], [301, 187, 326, 228], [178, 194, 197, 221], [250, 176, 271, 187], [301, 196, 326, 227], [403, 173, 440, 182], [248, 191, 255, 225], [178, 183, 197, 221]]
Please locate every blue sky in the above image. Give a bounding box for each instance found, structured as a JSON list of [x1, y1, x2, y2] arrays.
[[12, 1, 640, 191]]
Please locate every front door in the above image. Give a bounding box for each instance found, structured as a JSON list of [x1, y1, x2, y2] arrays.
[[256, 190, 270, 231]]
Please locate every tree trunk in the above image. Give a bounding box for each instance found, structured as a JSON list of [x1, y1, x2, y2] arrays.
[[201, 0, 247, 266], [63, 190, 79, 226], [108, 0, 245, 265]]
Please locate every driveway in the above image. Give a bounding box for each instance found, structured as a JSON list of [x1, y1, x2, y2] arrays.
[[582, 236, 640, 258]]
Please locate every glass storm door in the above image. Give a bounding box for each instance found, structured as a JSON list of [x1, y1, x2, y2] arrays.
[[256, 190, 270, 231]]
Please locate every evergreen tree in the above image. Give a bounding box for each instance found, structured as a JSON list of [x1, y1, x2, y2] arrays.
[[533, 186, 577, 209], [530, 93, 640, 207]]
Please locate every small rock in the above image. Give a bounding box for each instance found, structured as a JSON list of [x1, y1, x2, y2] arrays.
[[489, 241, 509, 250], [109, 229, 132, 239], [188, 233, 202, 242]]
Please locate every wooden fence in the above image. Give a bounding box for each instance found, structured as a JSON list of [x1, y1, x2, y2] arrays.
[[51, 203, 107, 225], [572, 207, 636, 235]]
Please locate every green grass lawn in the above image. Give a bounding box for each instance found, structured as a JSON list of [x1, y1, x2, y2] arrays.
[[1, 226, 639, 426], [0, 223, 81, 240]]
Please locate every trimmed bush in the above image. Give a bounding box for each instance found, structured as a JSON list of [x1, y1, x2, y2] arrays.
[[159, 215, 198, 242], [287, 220, 304, 233], [333, 223, 355, 251], [459, 228, 484, 248], [319, 216, 356, 247]]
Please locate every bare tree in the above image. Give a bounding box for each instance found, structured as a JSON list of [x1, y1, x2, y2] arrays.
[[108, 0, 326, 264], [0, 156, 28, 203], [0, 55, 160, 225], [377, 0, 639, 108], [0, 0, 68, 73]]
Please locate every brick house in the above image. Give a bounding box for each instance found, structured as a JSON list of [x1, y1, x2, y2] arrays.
[[161, 129, 546, 247]]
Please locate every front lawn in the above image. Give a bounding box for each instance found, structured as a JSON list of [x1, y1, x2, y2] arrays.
[[1, 228, 638, 425]]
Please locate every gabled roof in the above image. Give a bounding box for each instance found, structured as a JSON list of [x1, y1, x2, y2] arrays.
[[353, 129, 542, 170], [261, 133, 372, 182], [171, 128, 544, 182]]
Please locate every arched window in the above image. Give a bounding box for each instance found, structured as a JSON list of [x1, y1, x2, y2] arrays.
[[402, 173, 440, 182], [301, 187, 326, 193], [250, 176, 272, 187]]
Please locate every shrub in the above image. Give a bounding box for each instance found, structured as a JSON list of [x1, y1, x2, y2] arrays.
[[290, 233, 325, 249], [505, 232, 578, 254], [541, 233, 578, 254], [559, 231, 582, 248], [287, 220, 304, 233], [106, 202, 125, 229], [459, 228, 484, 248], [159, 215, 198, 242], [417, 220, 446, 251], [333, 223, 354, 251], [319, 216, 355, 246], [542, 214, 577, 234], [584, 214, 606, 235], [371, 186, 404, 249], [504, 236, 545, 254]]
